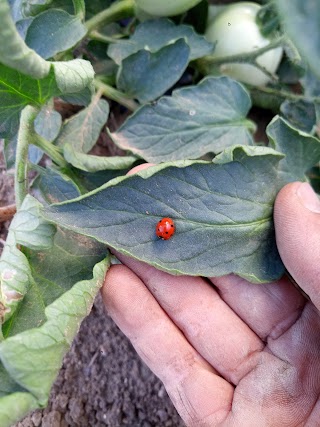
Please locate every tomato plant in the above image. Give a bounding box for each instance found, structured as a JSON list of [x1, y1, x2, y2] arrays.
[[0, 0, 319, 425]]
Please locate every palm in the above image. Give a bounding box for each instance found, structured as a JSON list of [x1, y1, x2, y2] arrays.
[[102, 182, 320, 426], [103, 254, 320, 426]]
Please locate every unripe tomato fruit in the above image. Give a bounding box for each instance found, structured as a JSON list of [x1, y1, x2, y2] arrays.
[[135, 0, 202, 17], [205, 2, 283, 86]]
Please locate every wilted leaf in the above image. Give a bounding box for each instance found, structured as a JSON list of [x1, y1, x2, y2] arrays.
[[56, 97, 137, 172], [0, 257, 109, 405], [110, 76, 255, 162], [0, 391, 38, 427], [10, 196, 56, 251]]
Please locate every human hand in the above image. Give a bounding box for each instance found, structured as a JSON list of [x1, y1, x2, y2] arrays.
[[102, 180, 320, 426]]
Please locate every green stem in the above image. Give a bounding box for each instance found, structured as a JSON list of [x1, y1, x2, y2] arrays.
[[94, 79, 139, 111], [31, 134, 68, 168], [85, 0, 135, 33], [15, 106, 38, 209], [72, 0, 86, 19], [89, 30, 124, 44], [251, 84, 320, 102], [202, 36, 285, 67]]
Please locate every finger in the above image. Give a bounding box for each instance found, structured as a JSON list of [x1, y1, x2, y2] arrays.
[[212, 274, 306, 341], [274, 182, 320, 309], [126, 163, 155, 175], [102, 264, 233, 425], [110, 253, 264, 385]]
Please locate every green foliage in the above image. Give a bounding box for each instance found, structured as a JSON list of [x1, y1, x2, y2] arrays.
[[1, 0, 320, 424], [110, 76, 255, 162]]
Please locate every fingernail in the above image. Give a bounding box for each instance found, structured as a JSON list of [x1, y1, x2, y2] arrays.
[[297, 182, 320, 213]]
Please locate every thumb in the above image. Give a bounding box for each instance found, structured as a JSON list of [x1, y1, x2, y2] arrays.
[[274, 182, 320, 308]]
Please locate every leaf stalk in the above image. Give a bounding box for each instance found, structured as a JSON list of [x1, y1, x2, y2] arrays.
[[94, 78, 139, 111], [85, 0, 135, 33]]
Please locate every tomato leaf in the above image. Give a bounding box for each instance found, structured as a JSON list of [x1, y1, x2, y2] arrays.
[[110, 76, 255, 162], [267, 116, 320, 183], [0, 196, 108, 425], [31, 166, 81, 204], [34, 106, 62, 142], [42, 146, 285, 283], [280, 99, 316, 133], [117, 39, 191, 103], [0, 256, 109, 405], [55, 97, 137, 172], [25, 9, 87, 59], [275, 0, 320, 79], [107, 18, 213, 65]]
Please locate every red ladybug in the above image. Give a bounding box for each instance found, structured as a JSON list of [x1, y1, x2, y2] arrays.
[[156, 217, 175, 240]]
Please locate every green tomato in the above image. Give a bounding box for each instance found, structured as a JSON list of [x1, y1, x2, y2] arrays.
[[135, 0, 202, 17], [205, 2, 283, 86]]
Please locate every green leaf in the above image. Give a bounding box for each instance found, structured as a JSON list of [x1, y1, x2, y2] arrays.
[[0, 0, 50, 78], [55, 96, 137, 172], [51, 59, 94, 94], [267, 116, 320, 183], [42, 146, 285, 283], [25, 9, 87, 59], [56, 97, 109, 150], [0, 257, 109, 405], [0, 60, 94, 138], [117, 39, 190, 103], [71, 168, 133, 192], [31, 166, 81, 204], [0, 392, 39, 427], [110, 76, 255, 162], [25, 229, 108, 307], [0, 64, 58, 138], [0, 239, 32, 325], [34, 106, 62, 142], [275, 0, 320, 79], [10, 196, 56, 251], [107, 18, 213, 65], [280, 99, 316, 133]]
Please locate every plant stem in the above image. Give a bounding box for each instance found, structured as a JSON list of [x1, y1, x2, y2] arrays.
[[31, 134, 68, 168], [200, 36, 285, 68], [89, 30, 124, 44], [94, 79, 139, 111], [14, 106, 39, 209], [85, 0, 135, 33], [72, 0, 86, 19]]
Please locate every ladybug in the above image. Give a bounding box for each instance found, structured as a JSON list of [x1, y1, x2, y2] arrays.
[[156, 217, 175, 240]]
